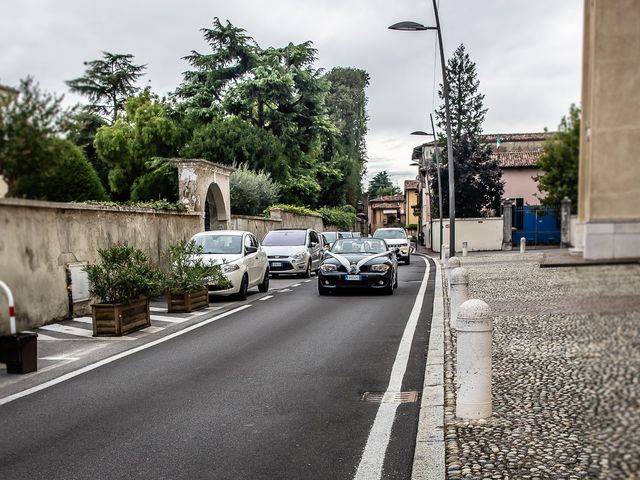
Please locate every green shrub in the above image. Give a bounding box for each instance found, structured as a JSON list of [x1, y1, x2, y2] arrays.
[[131, 157, 179, 202], [265, 204, 319, 217], [165, 240, 230, 293], [12, 138, 107, 202], [82, 199, 187, 212], [230, 164, 280, 216], [317, 206, 357, 231], [84, 244, 164, 304]]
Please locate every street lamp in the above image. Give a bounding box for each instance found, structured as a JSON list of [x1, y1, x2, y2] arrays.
[[389, 0, 456, 258], [411, 113, 444, 254]]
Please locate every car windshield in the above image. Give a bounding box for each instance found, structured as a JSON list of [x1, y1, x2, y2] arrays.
[[192, 234, 243, 254], [338, 232, 353, 238], [331, 238, 387, 254], [322, 232, 337, 243], [374, 229, 406, 240], [262, 230, 306, 246]]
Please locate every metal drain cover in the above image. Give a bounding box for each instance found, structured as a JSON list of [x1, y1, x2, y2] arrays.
[[361, 391, 419, 404]]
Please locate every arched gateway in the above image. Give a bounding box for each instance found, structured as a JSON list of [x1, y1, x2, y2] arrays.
[[174, 159, 234, 231]]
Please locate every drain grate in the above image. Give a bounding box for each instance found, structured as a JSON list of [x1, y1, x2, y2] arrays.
[[361, 391, 419, 404]]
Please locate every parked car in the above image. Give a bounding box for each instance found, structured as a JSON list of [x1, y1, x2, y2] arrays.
[[373, 227, 411, 264], [317, 237, 398, 295], [338, 231, 353, 238], [262, 228, 324, 277], [190, 230, 269, 300]]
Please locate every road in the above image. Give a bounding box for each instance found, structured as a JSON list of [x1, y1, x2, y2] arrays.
[[0, 256, 435, 480]]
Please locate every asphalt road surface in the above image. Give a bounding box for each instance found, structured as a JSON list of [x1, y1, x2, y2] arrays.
[[0, 256, 435, 480]]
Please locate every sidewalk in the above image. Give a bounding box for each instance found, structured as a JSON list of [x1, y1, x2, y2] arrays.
[[429, 249, 640, 479]]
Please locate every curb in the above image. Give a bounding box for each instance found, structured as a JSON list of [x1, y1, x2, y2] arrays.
[[412, 255, 445, 480]]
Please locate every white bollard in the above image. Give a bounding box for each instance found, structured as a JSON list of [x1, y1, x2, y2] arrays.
[[449, 267, 468, 330], [445, 256, 461, 297], [0, 280, 16, 334], [520, 237, 526, 254], [456, 299, 493, 419], [462, 241, 468, 257]]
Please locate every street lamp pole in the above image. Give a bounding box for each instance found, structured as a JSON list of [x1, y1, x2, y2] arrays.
[[429, 113, 444, 253], [389, 0, 456, 257]]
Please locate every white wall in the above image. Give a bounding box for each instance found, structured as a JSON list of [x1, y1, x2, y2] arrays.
[[432, 217, 503, 252]]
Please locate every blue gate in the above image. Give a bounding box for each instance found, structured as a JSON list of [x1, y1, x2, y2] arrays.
[[512, 206, 560, 245]]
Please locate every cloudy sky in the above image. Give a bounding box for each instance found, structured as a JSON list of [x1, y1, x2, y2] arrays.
[[1, 0, 583, 189]]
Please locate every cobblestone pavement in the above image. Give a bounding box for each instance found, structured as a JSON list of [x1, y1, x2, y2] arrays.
[[442, 251, 640, 480]]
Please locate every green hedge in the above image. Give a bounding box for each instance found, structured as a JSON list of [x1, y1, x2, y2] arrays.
[[266, 204, 357, 231]]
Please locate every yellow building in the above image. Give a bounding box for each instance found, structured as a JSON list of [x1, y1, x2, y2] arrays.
[[404, 180, 420, 232]]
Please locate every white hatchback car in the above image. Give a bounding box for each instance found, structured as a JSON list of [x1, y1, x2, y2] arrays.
[[190, 230, 269, 300]]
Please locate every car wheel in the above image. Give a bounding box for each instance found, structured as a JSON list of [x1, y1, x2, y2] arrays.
[[258, 269, 270, 293], [301, 260, 312, 278], [318, 280, 330, 295], [383, 280, 394, 295], [236, 274, 249, 300]]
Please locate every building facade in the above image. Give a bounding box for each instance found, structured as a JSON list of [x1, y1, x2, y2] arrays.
[[368, 194, 406, 234]]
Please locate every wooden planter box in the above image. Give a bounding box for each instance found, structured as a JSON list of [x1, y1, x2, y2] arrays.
[[167, 289, 209, 313], [91, 297, 150, 336]]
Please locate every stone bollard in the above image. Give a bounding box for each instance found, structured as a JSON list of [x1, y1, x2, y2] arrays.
[[520, 237, 526, 254], [456, 299, 493, 419], [446, 256, 461, 297], [449, 267, 468, 330], [462, 241, 468, 257]]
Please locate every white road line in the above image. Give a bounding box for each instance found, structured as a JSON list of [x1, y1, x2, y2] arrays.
[[302, 280, 312, 283], [40, 324, 93, 338], [73, 317, 93, 324], [354, 256, 431, 480], [279, 288, 293, 293], [291, 283, 301, 287], [150, 314, 190, 324], [0, 304, 252, 407], [258, 295, 274, 301]]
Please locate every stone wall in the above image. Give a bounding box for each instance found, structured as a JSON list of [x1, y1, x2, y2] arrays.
[[0, 198, 201, 333], [228, 215, 283, 242], [269, 208, 324, 232]]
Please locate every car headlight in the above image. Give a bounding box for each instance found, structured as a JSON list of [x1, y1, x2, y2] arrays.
[[292, 251, 307, 261], [221, 263, 240, 274], [320, 263, 337, 272], [370, 264, 390, 272]]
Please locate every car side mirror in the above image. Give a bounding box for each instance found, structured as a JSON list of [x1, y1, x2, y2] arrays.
[[245, 245, 258, 255]]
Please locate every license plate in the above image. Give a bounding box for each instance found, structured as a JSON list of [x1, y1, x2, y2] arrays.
[[271, 262, 282, 267], [345, 275, 362, 281]]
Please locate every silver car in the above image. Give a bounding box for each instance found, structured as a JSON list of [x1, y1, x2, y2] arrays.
[[262, 228, 324, 277]]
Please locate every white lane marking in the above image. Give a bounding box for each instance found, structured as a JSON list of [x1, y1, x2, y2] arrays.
[[303, 280, 312, 283], [0, 305, 252, 407], [40, 324, 93, 338], [150, 314, 190, 324], [291, 283, 301, 287], [354, 256, 431, 480], [40, 356, 80, 362], [258, 295, 274, 301], [279, 288, 293, 293], [73, 317, 93, 324]]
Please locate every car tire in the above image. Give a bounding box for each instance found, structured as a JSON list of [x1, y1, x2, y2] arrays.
[[383, 280, 394, 295], [258, 269, 270, 293], [301, 260, 312, 278], [236, 274, 249, 300], [318, 280, 330, 295]]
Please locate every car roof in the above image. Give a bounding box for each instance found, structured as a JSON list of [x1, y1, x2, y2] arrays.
[[192, 230, 247, 237], [272, 228, 312, 231]]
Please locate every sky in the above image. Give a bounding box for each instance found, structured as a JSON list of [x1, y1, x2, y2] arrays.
[[1, 0, 584, 190]]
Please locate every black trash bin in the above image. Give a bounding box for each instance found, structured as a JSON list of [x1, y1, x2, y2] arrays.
[[0, 332, 38, 374]]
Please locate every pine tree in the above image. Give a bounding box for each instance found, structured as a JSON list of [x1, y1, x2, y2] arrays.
[[431, 44, 503, 217]]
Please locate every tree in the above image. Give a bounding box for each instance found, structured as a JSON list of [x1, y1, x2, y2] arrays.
[[428, 135, 503, 217], [12, 138, 107, 202], [66, 52, 146, 124], [0, 77, 65, 193], [94, 90, 182, 200], [535, 105, 580, 210], [432, 44, 503, 217], [436, 44, 487, 139], [229, 164, 280, 215], [130, 157, 179, 202], [367, 171, 400, 199]]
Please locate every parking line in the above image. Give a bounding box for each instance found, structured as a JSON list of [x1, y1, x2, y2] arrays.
[[0, 304, 252, 407], [258, 295, 274, 301]]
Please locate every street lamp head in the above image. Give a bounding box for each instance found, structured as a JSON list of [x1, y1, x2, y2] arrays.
[[388, 21, 436, 31], [410, 130, 434, 136]]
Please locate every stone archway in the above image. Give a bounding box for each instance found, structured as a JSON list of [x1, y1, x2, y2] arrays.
[[174, 159, 234, 231]]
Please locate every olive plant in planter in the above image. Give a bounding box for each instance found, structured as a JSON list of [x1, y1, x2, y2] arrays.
[[165, 240, 230, 313], [84, 244, 163, 336]]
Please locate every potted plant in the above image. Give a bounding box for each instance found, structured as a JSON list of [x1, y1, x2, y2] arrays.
[[164, 240, 230, 313], [84, 244, 163, 336]]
